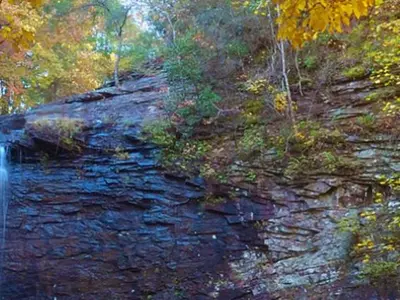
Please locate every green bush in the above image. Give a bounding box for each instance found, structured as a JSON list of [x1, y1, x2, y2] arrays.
[[28, 117, 84, 151], [356, 114, 376, 130], [284, 156, 307, 178], [365, 86, 400, 102], [319, 151, 346, 172], [338, 214, 361, 233], [196, 86, 221, 118], [339, 174, 400, 282], [142, 120, 176, 148], [284, 151, 360, 178], [362, 261, 399, 281], [242, 98, 264, 126], [142, 119, 213, 171], [291, 121, 345, 153], [245, 170, 257, 182], [238, 125, 266, 156], [342, 65, 367, 79], [126, 32, 161, 70], [226, 40, 249, 58], [302, 55, 318, 71], [163, 32, 220, 135], [171, 86, 221, 137], [164, 32, 205, 84]]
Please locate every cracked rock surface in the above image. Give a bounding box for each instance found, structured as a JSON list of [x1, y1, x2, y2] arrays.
[[0, 74, 398, 299]]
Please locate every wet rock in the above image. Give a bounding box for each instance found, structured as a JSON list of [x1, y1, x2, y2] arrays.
[[0, 73, 398, 299]]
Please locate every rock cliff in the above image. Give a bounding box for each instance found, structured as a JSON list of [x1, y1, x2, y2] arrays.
[[0, 72, 398, 299]]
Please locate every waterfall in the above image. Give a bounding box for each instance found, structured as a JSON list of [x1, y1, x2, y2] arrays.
[[0, 146, 8, 290], [0, 146, 8, 241]]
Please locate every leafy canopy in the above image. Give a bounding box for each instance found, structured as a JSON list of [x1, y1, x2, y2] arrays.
[[238, 0, 380, 48]]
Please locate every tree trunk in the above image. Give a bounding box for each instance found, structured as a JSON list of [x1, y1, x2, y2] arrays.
[[114, 33, 123, 88], [113, 7, 131, 89], [276, 5, 297, 134], [279, 39, 297, 134], [294, 51, 304, 96], [165, 12, 176, 44]]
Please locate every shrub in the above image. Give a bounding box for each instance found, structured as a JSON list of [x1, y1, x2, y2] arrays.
[[196, 86, 221, 118], [284, 156, 307, 178], [339, 173, 400, 282], [245, 170, 257, 182], [226, 40, 249, 58], [362, 261, 399, 281], [164, 32, 205, 84], [302, 55, 318, 71], [284, 151, 360, 178], [363, 0, 400, 119], [342, 65, 368, 79], [123, 32, 161, 71], [142, 119, 213, 172], [200, 163, 229, 184], [242, 98, 264, 126], [338, 214, 361, 234], [382, 98, 400, 117], [33, 117, 83, 137], [142, 120, 176, 148], [170, 85, 221, 136], [365, 87, 399, 102], [319, 151, 353, 172], [356, 114, 376, 130], [163, 32, 221, 135], [28, 117, 84, 151], [238, 125, 266, 156], [114, 146, 130, 160], [292, 121, 345, 153], [245, 79, 268, 95]]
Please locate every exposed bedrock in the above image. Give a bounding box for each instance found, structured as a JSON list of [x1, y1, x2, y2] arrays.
[[0, 73, 398, 299]]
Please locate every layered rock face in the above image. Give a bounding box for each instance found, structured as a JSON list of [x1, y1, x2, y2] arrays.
[[0, 73, 398, 299]]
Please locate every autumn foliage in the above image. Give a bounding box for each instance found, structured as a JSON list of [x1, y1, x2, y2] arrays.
[[274, 0, 379, 47], [0, 0, 146, 113], [0, 0, 394, 115]]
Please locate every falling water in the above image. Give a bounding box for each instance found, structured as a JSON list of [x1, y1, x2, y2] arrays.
[[0, 146, 8, 291], [0, 146, 8, 239]]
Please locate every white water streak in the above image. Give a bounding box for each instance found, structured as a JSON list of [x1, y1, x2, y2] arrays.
[[0, 146, 9, 287]]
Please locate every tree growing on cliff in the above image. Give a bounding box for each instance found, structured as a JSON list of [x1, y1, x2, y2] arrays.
[[233, 0, 379, 132], [238, 0, 379, 48], [89, 0, 134, 87], [70, 0, 143, 87], [137, 0, 189, 45]]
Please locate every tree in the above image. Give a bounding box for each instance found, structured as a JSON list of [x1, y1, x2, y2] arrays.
[[27, 40, 113, 103], [0, 0, 44, 51], [271, 0, 380, 133], [23, 0, 113, 103], [110, 6, 131, 87], [80, 0, 133, 87], [0, 0, 45, 113], [271, 0, 378, 48], [0, 0, 159, 113], [234, 0, 379, 133]]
